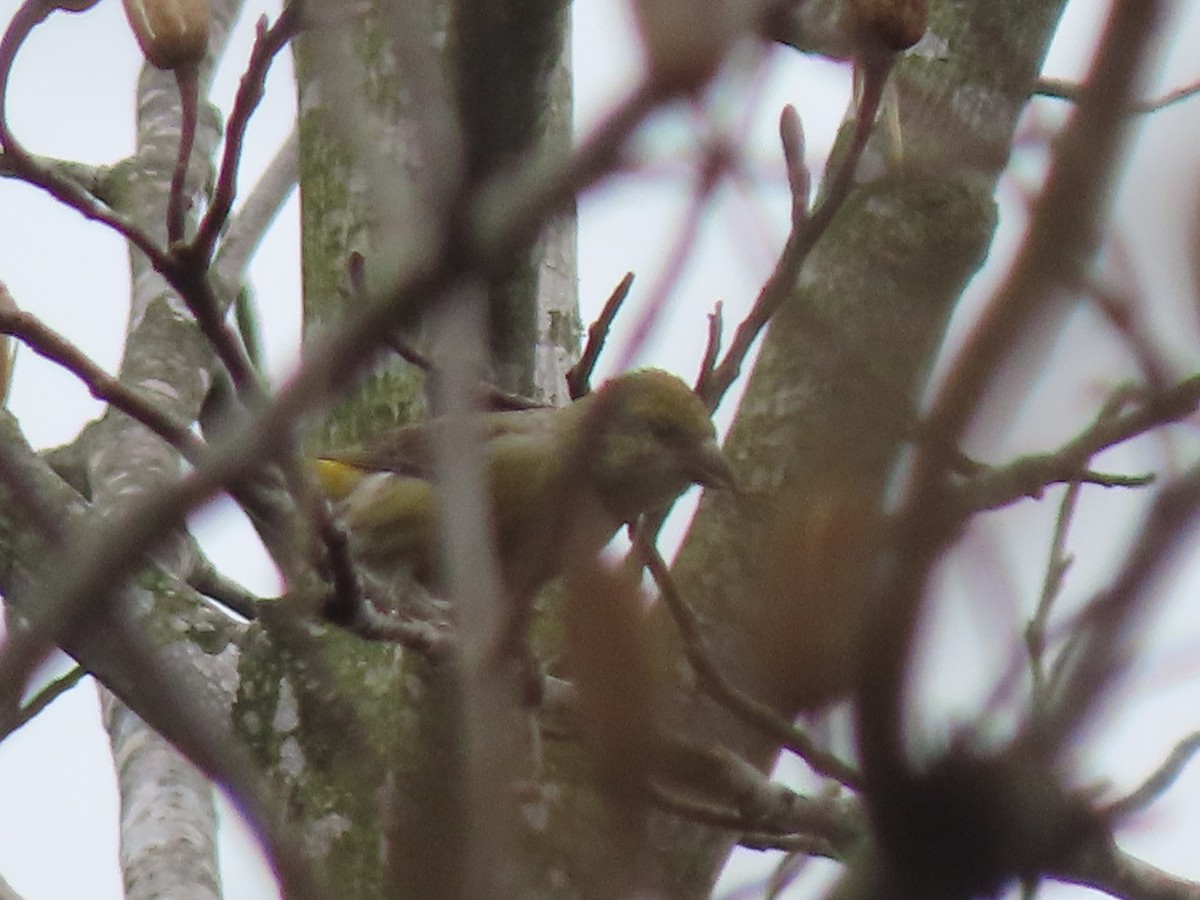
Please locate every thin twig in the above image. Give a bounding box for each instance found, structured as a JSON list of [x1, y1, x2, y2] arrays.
[[212, 128, 298, 291], [0, 307, 205, 461], [632, 526, 861, 787], [192, 6, 304, 261], [320, 589, 453, 656], [384, 334, 542, 412], [654, 734, 863, 845], [186, 559, 263, 620], [0, 1, 261, 399], [697, 52, 890, 410], [1104, 732, 1200, 820], [740, 832, 841, 857], [953, 375, 1200, 519], [1035, 74, 1200, 114], [697, 301, 724, 390], [1041, 460, 1200, 748], [614, 140, 731, 374], [566, 271, 634, 400], [167, 65, 200, 244], [646, 779, 782, 834], [0, 0, 167, 266], [1055, 831, 1200, 899], [0, 665, 86, 743], [164, 5, 305, 399], [1026, 480, 1081, 705], [348, 250, 541, 412]]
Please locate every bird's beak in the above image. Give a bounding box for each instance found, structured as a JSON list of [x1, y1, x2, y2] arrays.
[[689, 437, 736, 491]]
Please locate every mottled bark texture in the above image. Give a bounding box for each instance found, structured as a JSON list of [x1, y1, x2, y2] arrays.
[[657, 2, 1070, 894], [90, 1, 245, 897]]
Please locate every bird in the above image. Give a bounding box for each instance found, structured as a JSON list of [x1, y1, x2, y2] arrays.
[[313, 368, 734, 595]]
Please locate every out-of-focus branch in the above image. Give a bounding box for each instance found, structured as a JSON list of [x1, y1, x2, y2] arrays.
[[1027, 480, 1081, 703], [0, 665, 86, 743], [1104, 732, 1200, 821], [212, 127, 298, 292], [1036, 74, 1200, 114], [1056, 836, 1200, 900], [861, 1, 1170, 799], [614, 137, 732, 373]]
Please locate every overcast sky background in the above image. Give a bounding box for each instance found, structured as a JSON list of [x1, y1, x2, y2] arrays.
[[2, 2, 1200, 898]]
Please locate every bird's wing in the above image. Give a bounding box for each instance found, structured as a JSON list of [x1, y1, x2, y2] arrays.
[[315, 406, 564, 491]]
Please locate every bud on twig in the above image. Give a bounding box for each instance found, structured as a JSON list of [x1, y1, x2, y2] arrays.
[[121, 0, 210, 70], [779, 104, 810, 226]]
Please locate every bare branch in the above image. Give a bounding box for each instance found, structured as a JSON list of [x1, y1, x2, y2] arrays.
[[1026, 480, 1081, 703], [213, 127, 299, 291], [1057, 837, 1200, 900], [1036, 75, 1200, 114], [0, 1, 168, 266], [167, 66, 200, 245], [697, 300, 724, 390], [191, 6, 304, 262], [0, 306, 205, 461], [697, 52, 890, 410], [567, 271, 634, 399], [0, 665, 86, 742], [633, 527, 861, 787], [1105, 732, 1200, 820]]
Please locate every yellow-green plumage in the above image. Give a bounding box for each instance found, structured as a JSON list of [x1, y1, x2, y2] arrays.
[[314, 369, 733, 591]]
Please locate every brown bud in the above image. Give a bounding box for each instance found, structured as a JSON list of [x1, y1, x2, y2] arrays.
[[121, 0, 210, 70], [847, 0, 927, 52], [753, 477, 880, 713]]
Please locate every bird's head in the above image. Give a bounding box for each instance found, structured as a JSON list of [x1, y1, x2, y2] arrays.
[[578, 369, 734, 522]]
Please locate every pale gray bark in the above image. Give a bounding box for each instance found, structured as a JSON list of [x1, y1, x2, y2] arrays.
[[92, 3, 245, 898]]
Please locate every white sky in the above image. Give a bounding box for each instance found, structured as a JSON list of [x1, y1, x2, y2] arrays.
[[2, 1, 1200, 898]]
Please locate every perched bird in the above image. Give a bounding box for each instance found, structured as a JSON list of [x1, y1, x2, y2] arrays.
[[313, 369, 734, 594]]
